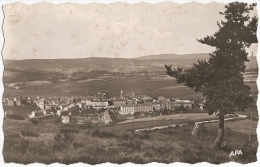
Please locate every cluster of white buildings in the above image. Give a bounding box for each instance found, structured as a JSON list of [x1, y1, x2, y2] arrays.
[[85, 100, 109, 108], [5, 90, 203, 119]]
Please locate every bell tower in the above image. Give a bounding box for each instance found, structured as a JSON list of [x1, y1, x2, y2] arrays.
[[120, 90, 123, 99]]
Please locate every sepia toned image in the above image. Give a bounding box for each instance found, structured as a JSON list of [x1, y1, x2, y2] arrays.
[[1, 0, 259, 165]]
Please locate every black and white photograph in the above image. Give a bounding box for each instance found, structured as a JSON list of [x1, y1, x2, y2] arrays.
[[0, 0, 259, 165]]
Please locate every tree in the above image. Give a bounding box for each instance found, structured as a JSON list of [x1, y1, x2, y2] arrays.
[[165, 2, 257, 149], [178, 105, 186, 111]]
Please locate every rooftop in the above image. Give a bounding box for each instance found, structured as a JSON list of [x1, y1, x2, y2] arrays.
[[121, 103, 153, 107]]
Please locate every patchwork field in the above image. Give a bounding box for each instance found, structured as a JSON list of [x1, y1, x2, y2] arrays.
[[3, 73, 257, 101], [3, 76, 201, 99]]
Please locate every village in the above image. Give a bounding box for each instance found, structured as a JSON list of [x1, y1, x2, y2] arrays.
[[3, 90, 204, 126]]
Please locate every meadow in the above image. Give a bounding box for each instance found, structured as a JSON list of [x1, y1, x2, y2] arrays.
[[3, 76, 201, 99], [3, 104, 259, 164], [3, 114, 258, 164]]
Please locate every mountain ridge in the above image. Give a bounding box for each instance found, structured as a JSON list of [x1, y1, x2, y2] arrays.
[[3, 53, 211, 73], [3, 53, 210, 61]]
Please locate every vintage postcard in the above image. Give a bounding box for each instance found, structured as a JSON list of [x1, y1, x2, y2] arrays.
[[1, 0, 259, 166]]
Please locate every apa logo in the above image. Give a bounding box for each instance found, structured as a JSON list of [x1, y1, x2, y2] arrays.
[[229, 150, 243, 157]]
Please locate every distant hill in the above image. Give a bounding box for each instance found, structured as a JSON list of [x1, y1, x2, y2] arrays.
[[3, 53, 210, 74], [137, 53, 210, 60], [4, 53, 258, 84]]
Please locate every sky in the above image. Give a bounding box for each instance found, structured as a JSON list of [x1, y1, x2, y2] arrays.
[[2, 2, 258, 60]]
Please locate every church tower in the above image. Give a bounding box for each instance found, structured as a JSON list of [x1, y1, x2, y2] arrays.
[[120, 90, 123, 99]]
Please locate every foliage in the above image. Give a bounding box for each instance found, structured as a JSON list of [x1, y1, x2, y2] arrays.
[[3, 123, 258, 164], [8, 114, 25, 120], [21, 128, 39, 137], [178, 105, 187, 111], [60, 126, 79, 134], [28, 142, 51, 156], [3, 132, 30, 154], [73, 142, 85, 150], [30, 118, 39, 125], [165, 2, 257, 116], [78, 123, 93, 129], [135, 133, 150, 140], [119, 138, 143, 153], [52, 133, 74, 152], [91, 129, 118, 138]]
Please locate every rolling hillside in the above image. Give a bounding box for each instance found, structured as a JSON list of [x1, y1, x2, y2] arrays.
[[3, 53, 210, 74]]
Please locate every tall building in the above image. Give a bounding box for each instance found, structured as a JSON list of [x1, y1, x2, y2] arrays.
[[120, 90, 124, 99], [113, 100, 127, 108], [119, 103, 153, 115]]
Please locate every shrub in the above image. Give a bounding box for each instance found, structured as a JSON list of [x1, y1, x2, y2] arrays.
[[166, 130, 177, 135], [4, 132, 21, 139], [17, 139, 30, 153], [52, 133, 74, 152], [54, 133, 74, 143], [84, 130, 92, 136], [120, 139, 143, 152], [70, 117, 78, 123], [30, 119, 39, 125], [21, 128, 39, 137], [52, 142, 65, 152], [3, 132, 21, 152], [8, 114, 25, 120], [136, 133, 150, 140], [79, 123, 92, 129], [183, 128, 190, 132], [56, 117, 62, 124], [29, 142, 51, 156], [73, 142, 85, 150], [187, 121, 195, 125], [121, 133, 130, 140], [60, 127, 79, 134], [3, 132, 30, 154], [91, 129, 118, 138]]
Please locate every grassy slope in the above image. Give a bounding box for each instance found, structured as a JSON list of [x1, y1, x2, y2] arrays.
[[3, 114, 258, 164], [3, 106, 38, 118]]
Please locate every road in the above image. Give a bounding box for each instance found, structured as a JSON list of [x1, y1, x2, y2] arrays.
[[118, 113, 232, 124]]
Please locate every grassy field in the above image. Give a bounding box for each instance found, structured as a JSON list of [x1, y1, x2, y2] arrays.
[[236, 106, 259, 117], [206, 119, 258, 135], [4, 73, 257, 101], [3, 76, 201, 99], [3, 115, 258, 164], [2, 105, 258, 164], [3, 106, 39, 119], [120, 113, 221, 124]]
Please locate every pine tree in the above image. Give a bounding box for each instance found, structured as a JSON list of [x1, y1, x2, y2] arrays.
[[165, 2, 258, 149]]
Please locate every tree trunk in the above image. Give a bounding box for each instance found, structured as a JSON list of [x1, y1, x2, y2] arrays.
[[213, 114, 224, 149]]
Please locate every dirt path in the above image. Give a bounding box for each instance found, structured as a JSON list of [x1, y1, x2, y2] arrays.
[[118, 113, 225, 124]]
